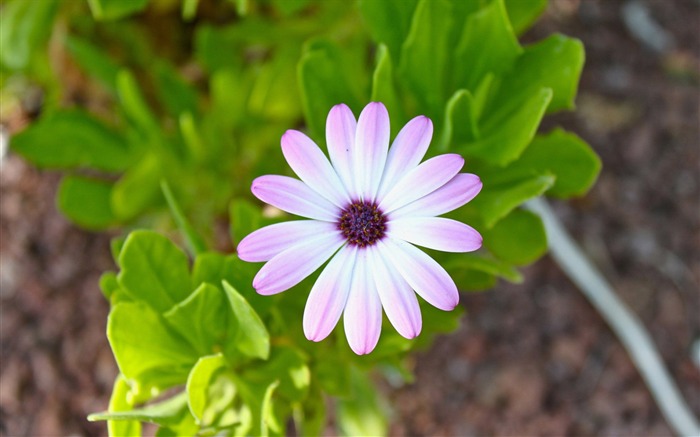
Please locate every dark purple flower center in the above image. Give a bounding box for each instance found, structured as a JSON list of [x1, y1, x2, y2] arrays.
[[338, 201, 387, 247]]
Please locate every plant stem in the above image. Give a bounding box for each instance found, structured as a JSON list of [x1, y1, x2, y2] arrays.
[[526, 197, 700, 437]]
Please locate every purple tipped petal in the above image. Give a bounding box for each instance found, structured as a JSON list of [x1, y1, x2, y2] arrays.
[[377, 116, 433, 199], [387, 217, 482, 253], [303, 246, 357, 342], [390, 173, 482, 219], [379, 238, 459, 311], [237, 220, 338, 262], [370, 247, 422, 339], [326, 104, 356, 194], [354, 102, 390, 201], [281, 130, 350, 207], [343, 249, 382, 355], [251, 175, 339, 222], [379, 154, 464, 213], [252, 232, 345, 295]]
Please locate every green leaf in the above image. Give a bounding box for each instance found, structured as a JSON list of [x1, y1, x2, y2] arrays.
[[438, 89, 479, 152], [336, 368, 388, 437], [186, 353, 230, 425], [272, 0, 310, 16], [371, 44, 403, 137], [398, 0, 452, 117], [117, 69, 160, 135], [161, 180, 207, 256], [482, 209, 547, 265], [314, 355, 351, 396], [11, 110, 130, 172], [57, 175, 116, 229], [222, 281, 270, 361], [66, 35, 121, 92], [182, 0, 199, 20], [357, 0, 418, 62], [87, 0, 150, 21], [89, 391, 189, 426], [445, 253, 523, 289], [461, 87, 552, 166], [164, 283, 229, 356], [469, 172, 555, 228], [0, 0, 57, 70], [117, 230, 192, 312], [494, 34, 585, 114], [452, 0, 522, 93], [153, 61, 199, 119], [298, 39, 364, 142], [99, 272, 120, 300], [510, 128, 602, 198], [107, 302, 196, 389], [505, 0, 548, 35], [243, 347, 310, 402], [111, 153, 162, 221], [103, 375, 141, 437]]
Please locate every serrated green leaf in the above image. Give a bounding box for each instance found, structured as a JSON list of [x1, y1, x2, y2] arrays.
[[398, 0, 452, 118], [57, 175, 116, 230], [371, 44, 404, 136], [117, 230, 191, 312], [11, 110, 130, 172], [87, 0, 149, 21], [461, 87, 552, 166], [298, 39, 364, 142], [469, 172, 555, 228], [0, 0, 57, 70], [164, 283, 228, 356], [222, 281, 270, 361], [452, 0, 522, 93], [89, 391, 189, 426], [494, 34, 584, 114], [111, 153, 162, 221], [511, 128, 602, 198], [482, 209, 547, 265], [337, 368, 388, 437], [505, 0, 548, 35], [357, 0, 418, 63], [108, 302, 196, 389]]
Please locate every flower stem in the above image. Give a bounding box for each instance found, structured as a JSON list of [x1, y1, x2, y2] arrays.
[[526, 197, 700, 437]]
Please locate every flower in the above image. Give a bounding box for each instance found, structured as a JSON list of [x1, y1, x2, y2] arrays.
[[237, 102, 483, 355]]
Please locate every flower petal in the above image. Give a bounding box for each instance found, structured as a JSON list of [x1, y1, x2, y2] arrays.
[[376, 116, 433, 200], [370, 246, 422, 339], [303, 245, 357, 342], [251, 175, 339, 221], [237, 220, 338, 262], [343, 248, 382, 355], [354, 102, 390, 201], [252, 231, 345, 295], [389, 173, 482, 219], [379, 238, 459, 311], [281, 130, 350, 207], [387, 217, 482, 253], [326, 104, 356, 195], [379, 154, 464, 213]]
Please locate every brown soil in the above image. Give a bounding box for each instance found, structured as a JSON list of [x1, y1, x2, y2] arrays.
[[1, 0, 699, 436]]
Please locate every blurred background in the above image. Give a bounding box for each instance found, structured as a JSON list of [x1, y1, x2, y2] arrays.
[[1, 0, 698, 435]]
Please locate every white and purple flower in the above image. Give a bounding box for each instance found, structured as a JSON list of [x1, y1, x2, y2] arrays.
[[237, 102, 483, 355]]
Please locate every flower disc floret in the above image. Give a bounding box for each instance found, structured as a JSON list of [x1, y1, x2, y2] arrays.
[[338, 201, 387, 247]]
